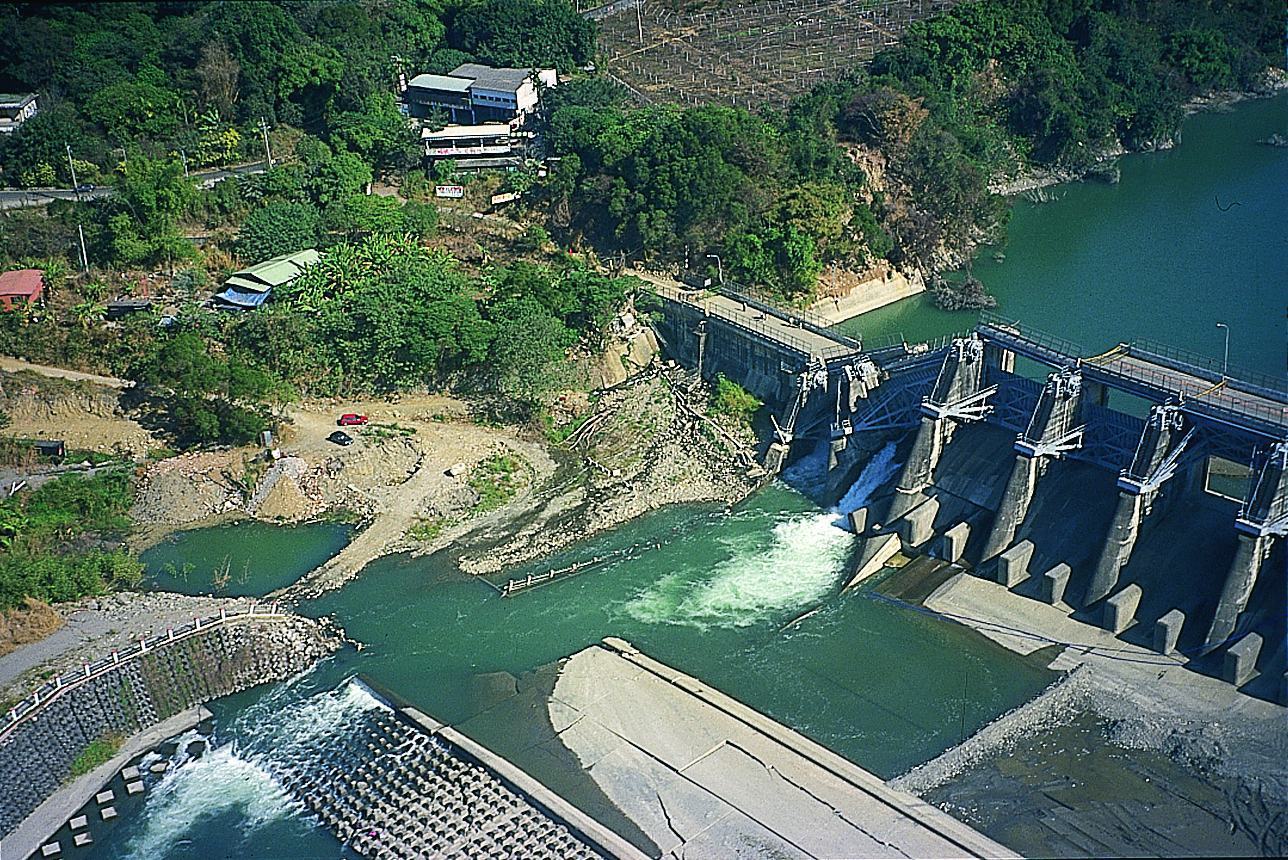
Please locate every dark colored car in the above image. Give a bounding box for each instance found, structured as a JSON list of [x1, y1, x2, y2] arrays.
[[337, 413, 369, 426], [327, 430, 354, 446], [74, 183, 95, 193]]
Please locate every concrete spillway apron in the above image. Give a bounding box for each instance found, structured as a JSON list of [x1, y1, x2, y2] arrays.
[[572, 638, 1018, 859]]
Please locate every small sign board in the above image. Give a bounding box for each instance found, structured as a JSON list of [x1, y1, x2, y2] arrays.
[[435, 185, 464, 198], [490, 191, 520, 206]]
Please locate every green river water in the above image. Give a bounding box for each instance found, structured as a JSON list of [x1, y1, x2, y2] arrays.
[[81, 93, 1286, 858]]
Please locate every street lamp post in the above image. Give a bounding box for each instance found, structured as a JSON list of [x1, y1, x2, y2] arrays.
[[1215, 322, 1229, 380], [706, 253, 723, 287]]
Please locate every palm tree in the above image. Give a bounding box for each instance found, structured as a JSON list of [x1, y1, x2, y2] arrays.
[[69, 300, 107, 331]]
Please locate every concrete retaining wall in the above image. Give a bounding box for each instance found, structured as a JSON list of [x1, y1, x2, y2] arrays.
[[0, 617, 334, 839]]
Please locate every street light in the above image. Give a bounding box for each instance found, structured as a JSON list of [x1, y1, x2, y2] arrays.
[[1215, 322, 1229, 380], [706, 254, 723, 287]]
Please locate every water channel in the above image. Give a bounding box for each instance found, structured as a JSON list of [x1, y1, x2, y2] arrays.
[[85, 93, 1286, 858]]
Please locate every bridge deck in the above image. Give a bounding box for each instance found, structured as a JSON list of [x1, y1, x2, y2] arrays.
[[979, 317, 1287, 438], [639, 273, 860, 361]]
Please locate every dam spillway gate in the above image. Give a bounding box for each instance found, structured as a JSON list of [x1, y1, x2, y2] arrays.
[[650, 288, 1287, 700]]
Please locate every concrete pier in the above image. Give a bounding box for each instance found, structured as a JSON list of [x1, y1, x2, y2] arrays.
[[545, 639, 1018, 859], [1203, 533, 1267, 652], [982, 454, 1040, 561], [1040, 563, 1071, 605], [1222, 634, 1263, 686], [996, 540, 1034, 588], [1153, 610, 1185, 655], [889, 417, 942, 521], [1103, 584, 1143, 634]]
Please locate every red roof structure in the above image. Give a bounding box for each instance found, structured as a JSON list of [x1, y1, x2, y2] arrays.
[[0, 269, 43, 312]]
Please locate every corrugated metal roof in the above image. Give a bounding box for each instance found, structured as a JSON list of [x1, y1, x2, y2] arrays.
[[0, 93, 37, 109], [408, 73, 473, 93], [0, 269, 44, 298], [227, 248, 319, 290], [421, 123, 513, 140], [451, 64, 531, 92]]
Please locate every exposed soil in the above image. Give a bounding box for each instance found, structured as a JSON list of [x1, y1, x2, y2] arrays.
[[458, 367, 765, 577]]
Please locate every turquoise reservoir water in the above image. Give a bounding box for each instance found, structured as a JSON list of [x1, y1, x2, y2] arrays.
[[141, 521, 353, 597], [840, 93, 1287, 377], [79, 95, 1285, 858]]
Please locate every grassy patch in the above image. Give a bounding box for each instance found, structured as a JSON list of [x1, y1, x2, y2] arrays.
[[468, 454, 525, 515], [408, 516, 448, 542], [70, 734, 123, 777], [367, 422, 417, 441], [0, 471, 143, 610], [710, 373, 762, 427]]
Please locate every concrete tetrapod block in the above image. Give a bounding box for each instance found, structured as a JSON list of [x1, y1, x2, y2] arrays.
[[1153, 609, 1185, 655], [897, 497, 940, 548], [996, 540, 1035, 587], [95, 790, 114, 804], [1222, 634, 1263, 687], [1102, 584, 1143, 634], [70, 816, 87, 830], [127, 780, 145, 795], [1040, 563, 1071, 605], [41, 842, 62, 857], [933, 522, 970, 563], [73, 834, 92, 848], [100, 806, 117, 820]]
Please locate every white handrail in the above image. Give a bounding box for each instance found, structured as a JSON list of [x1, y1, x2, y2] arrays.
[[0, 603, 289, 744]]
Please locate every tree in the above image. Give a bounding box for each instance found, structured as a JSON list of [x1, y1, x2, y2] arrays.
[[448, 0, 596, 70], [238, 202, 321, 261], [279, 235, 492, 392], [329, 92, 419, 170], [1, 105, 84, 188], [196, 41, 241, 119], [82, 66, 183, 147], [487, 298, 577, 413], [324, 194, 405, 238]]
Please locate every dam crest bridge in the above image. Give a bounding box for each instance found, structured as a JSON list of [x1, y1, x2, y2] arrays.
[[650, 285, 1287, 702]]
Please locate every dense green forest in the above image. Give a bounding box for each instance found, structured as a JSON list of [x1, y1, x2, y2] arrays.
[[0, 0, 1282, 415], [544, 0, 1285, 294]]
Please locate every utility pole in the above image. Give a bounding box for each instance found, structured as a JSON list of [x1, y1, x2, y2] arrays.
[[65, 143, 80, 199], [636, 0, 644, 45], [706, 253, 723, 286], [259, 117, 274, 169], [179, 148, 190, 178], [76, 224, 89, 273], [1216, 322, 1229, 380]]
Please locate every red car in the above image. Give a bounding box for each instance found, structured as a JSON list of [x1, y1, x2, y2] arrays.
[[337, 413, 368, 427]]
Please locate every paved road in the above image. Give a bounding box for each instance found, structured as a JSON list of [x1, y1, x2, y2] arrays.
[[630, 269, 858, 359], [0, 161, 268, 211], [1101, 353, 1288, 429]]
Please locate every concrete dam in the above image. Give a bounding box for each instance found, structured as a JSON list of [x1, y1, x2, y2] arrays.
[[650, 287, 1287, 701]]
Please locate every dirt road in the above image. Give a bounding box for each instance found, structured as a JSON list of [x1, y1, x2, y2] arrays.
[[0, 357, 132, 389], [275, 397, 557, 597]]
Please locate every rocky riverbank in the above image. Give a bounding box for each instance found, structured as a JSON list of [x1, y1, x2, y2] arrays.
[[989, 68, 1288, 199], [458, 367, 766, 577], [0, 591, 328, 707]]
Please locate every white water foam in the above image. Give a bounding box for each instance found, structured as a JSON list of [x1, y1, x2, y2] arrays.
[[624, 442, 900, 629], [116, 678, 386, 858], [625, 510, 856, 629], [117, 746, 298, 859], [833, 441, 900, 527]]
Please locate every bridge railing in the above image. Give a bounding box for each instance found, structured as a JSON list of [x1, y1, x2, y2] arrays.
[[1128, 340, 1288, 403], [717, 285, 864, 350], [977, 311, 1087, 363], [0, 603, 289, 744]]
